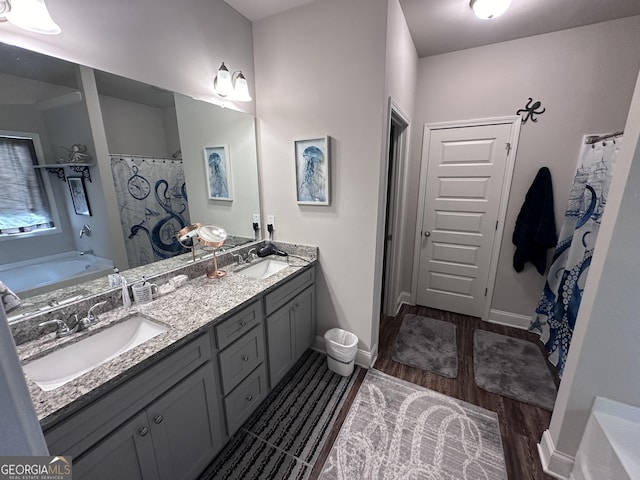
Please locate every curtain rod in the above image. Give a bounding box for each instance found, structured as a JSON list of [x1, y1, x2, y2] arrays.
[[585, 130, 624, 145], [109, 153, 182, 161]]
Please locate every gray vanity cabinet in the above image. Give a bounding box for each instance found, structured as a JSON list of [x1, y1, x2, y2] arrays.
[[265, 267, 316, 387], [214, 301, 268, 436], [72, 410, 159, 480], [74, 362, 220, 480], [44, 331, 224, 480]]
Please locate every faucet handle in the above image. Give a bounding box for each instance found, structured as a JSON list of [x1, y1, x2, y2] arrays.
[[87, 301, 107, 321], [232, 253, 243, 266]]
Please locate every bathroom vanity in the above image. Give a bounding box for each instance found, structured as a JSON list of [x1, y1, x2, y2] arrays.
[[15, 246, 316, 480]]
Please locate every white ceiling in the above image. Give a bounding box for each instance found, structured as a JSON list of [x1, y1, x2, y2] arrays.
[[224, 0, 316, 22], [225, 0, 640, 58]]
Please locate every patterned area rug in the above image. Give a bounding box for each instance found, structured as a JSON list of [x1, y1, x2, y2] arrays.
[[319, 369, 507, 479], [199, 350, 360, 479], [392, 314, 458, 378], [474, 330, 557, 410]]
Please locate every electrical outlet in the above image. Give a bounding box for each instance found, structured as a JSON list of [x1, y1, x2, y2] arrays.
[[267, 215, 275, 229], [253, 214, 260, 225]]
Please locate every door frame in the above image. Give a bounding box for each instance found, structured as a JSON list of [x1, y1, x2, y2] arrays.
[[382, 98, 411, 316], [410, 116, 522, 320]]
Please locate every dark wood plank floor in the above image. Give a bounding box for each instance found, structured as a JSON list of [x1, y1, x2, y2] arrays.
[[311, 304, 557, 480]]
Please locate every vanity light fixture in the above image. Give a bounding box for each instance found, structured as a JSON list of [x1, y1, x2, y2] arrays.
[[213, 62, 252, 102], [0, 0, 61, 34], [470, 0, 511, 19]]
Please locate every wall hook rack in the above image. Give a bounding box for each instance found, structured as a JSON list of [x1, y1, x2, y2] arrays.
[[516, 97, 546, 123]]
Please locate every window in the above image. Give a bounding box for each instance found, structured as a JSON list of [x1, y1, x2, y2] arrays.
[[0, 134, 56, 236]]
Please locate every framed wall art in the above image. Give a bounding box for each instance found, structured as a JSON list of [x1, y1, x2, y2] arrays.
[[203, 145, 232, 201], [294, 136, 330, 205], [68, 176, 91, 216]]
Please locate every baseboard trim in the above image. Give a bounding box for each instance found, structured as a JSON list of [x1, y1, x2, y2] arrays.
[[538, 429, 574, 480], [313, 335, 376, 368], [395, 291, 411, 316], [487, 309, 532, 330]]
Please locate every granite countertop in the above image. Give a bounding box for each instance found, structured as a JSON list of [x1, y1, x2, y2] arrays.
[[16, 249, 316, 428]]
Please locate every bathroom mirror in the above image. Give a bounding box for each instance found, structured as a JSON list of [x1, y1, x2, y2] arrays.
[[0, 42, 261, 323]]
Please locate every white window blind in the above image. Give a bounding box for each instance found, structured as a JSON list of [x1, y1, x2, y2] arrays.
[[0, 136, 54, 235]]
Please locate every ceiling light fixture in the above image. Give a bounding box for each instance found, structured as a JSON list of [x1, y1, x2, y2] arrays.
[[213, 62, 252, 102], [0, 0, 61, 34], [470, 0, 511, 20]]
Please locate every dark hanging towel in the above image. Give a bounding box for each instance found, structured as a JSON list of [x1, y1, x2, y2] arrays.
[[512, 167, 557, 275]]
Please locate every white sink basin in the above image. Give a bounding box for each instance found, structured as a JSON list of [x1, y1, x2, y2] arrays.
[[239, 259, 289, 280], [23, 315, 168, 391]]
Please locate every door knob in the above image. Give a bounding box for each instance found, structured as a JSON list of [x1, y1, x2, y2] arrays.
[[424, 231, 431, 237], [241, 354, 249, 361], [139, 426, 149, 436], [153, 415, 164, 424]]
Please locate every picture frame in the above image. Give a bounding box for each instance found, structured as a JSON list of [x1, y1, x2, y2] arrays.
[[68, 176, 91, 216], [203, 145, 232, 201], [295, 136, 330, 205]]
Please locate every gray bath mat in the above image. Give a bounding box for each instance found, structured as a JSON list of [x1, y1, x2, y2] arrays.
[[391, 314, 458, 378], [473, 330, 557, 410], [320, 369, 507, 479]]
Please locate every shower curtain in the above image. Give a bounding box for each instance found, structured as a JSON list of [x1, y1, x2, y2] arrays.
[[529, 137, 621, 377], [110, 156, 190, 268]]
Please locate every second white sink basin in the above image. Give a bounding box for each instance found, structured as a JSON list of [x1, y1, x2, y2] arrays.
[[23, 315, 168, 391], [239, 259, 289, 280]]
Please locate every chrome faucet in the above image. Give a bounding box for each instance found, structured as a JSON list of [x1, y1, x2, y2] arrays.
[[80, 224, 92, 238], [80, 249, 94, 256], [39, 319, 75, 338], [232, 253, 244, 266], [247, 248, 257, 262], [39, 301, 107, 338]]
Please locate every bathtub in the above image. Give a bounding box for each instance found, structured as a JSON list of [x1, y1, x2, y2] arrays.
[[0, 251, 114, 298], [571, 397, 640, 480]]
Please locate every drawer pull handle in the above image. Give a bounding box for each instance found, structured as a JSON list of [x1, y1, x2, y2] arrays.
[[246, 394, 253, 402], [241, 354, 249, 362], [239, 319, 247, 327], [139, 426, 149, 436], [153, 415, 164, 424]]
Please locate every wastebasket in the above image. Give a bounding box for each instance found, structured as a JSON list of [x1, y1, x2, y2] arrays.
[[324, 328, 358, 376]]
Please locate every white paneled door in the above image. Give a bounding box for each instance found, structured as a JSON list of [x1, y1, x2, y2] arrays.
[[415, 121, 517, 318]]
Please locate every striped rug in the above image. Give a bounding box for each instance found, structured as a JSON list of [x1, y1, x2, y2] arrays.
[[199, 350, 360, 480]]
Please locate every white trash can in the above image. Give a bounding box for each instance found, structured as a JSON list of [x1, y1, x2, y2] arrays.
[[324, 328, 358, 376]]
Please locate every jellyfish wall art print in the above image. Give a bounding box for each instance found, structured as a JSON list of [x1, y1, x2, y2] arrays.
[[295, 136, 330, 205], [203, 145, 232, 201]]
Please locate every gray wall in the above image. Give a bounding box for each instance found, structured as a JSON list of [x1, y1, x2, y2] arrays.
[[406, 16, 640, 320], [253, 0, 389, 355]]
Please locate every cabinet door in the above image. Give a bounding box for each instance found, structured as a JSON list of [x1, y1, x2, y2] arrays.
[[150, 362, 223, 480], [73, 411, 159, 480], [293, 286, 315, 360], [266, 304, 295, 387]]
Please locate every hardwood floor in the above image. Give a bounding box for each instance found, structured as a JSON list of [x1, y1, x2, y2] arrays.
[[312, 304, 558, 480]]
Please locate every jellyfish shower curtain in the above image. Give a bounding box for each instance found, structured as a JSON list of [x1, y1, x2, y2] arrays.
[[529, 137, 621, 377], [110, 156, 190, 268]]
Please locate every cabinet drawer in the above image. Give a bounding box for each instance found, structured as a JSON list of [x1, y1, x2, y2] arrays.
[[45, 331, 212, 458], [214, 301, 262, 350], [223, 364, 268, 436], [264, 266, 315, 315], [218, 326, 264, 395]]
